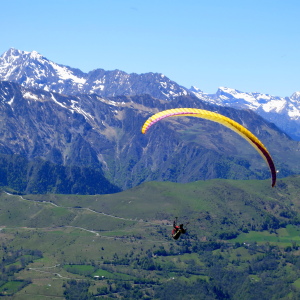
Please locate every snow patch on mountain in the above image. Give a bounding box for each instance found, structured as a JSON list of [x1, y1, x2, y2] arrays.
[[49, 61, 85, 84], [70, 100, 94, 120], [50, 93, 67, 109], [23, 92, 40, 101]]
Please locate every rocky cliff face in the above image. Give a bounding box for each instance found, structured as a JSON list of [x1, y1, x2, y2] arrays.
[[0, 80, 299, 192]]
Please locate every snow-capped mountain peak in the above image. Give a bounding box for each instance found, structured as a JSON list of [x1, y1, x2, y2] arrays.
[[0, 48, 87, 94], [211, 86, 300, 116], [290, 91, 300, 101], [0, 48, 188, 100], [188, 85, 300, 140], [1, 48, 44, 68], [215, 87, 277, 108]]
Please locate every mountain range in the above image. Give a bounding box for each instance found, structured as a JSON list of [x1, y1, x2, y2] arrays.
[[0, 48, 300, 193], [1, 48, 300, 140], [192, 86, 300, 141]]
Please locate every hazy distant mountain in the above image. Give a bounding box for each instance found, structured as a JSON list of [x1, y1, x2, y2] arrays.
[[1, 48, 300, 140], [191, 86, 300, 140]]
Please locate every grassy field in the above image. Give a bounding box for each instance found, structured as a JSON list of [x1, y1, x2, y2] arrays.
[[6, 175, 298, 241], [232, 225, 300, 246], [1, 176, 300, 298], [0, 281, 26, 295]]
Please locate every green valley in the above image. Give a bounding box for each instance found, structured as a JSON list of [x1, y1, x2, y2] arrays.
[[1, 176, 300, 298]]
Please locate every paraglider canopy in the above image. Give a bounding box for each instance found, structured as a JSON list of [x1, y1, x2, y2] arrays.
[[141, 108, 276, 187]]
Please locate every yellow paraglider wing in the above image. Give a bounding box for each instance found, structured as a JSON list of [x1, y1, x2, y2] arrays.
[[141, 108, 276, 187]]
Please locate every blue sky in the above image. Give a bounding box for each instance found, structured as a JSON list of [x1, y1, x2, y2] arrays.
[[1, 0, 299, 97]]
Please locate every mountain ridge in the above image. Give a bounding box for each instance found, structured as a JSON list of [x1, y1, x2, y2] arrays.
[[194, 86, 300, 140], [1, 48, 300, 140], [0, 48, 188, 100]]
